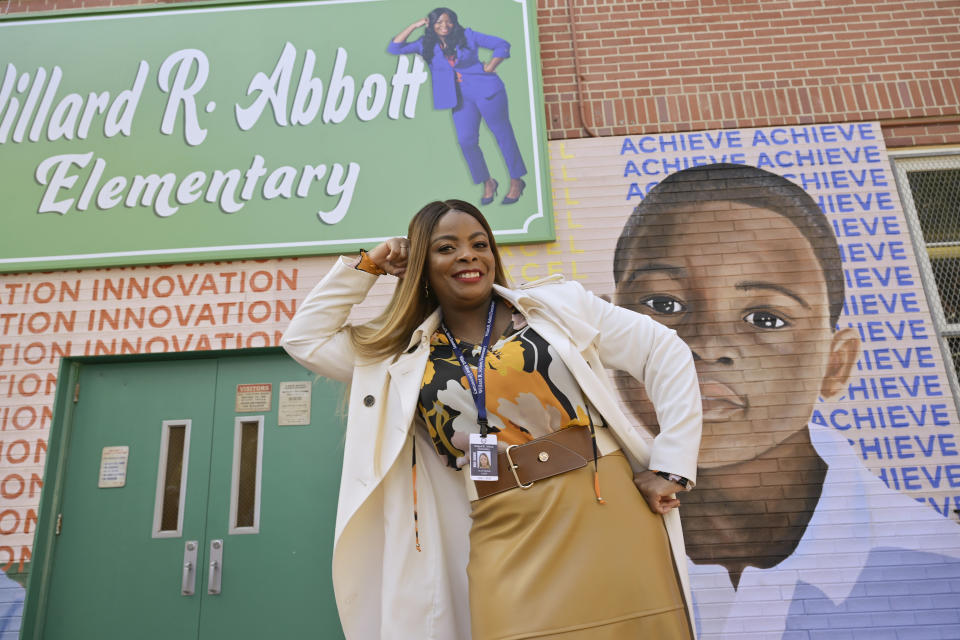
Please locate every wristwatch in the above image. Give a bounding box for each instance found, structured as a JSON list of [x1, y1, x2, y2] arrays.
[[653, 470, 689, 488]]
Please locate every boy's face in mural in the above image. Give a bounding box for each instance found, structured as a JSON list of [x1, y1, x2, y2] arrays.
[[614, 200, 859, 468]]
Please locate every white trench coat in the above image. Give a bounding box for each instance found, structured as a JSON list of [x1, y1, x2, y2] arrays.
[[282, 258, 702, 640]]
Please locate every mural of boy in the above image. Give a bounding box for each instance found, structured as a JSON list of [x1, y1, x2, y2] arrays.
[[612, 163, 960, 638]]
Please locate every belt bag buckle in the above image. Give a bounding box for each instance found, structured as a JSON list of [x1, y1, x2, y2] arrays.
[[505, 444, 534, 489]]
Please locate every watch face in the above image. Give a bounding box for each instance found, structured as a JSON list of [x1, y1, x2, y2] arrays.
[[657, 471, 687, 488]]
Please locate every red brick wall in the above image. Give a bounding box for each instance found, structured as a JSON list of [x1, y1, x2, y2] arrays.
[[5, 0, 959, 147], [538, 0, 960, 146]]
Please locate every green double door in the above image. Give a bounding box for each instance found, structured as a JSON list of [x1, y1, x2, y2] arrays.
[[25, 350, 346, 640]]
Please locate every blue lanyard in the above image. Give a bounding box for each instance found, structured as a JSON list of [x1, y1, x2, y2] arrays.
[[440, 299, 497, 438]]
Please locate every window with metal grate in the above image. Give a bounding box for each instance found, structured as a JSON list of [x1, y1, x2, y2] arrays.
[[892, 153, 960, 406]]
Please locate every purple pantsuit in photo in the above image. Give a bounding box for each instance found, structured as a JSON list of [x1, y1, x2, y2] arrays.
[[388, 28, 527, 185]]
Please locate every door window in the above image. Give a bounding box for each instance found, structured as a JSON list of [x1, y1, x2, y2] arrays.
[[229, 417, 263, 534], [153, 420, 192, 538]]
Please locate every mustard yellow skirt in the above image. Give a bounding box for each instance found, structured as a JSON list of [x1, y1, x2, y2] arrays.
[[467, 451, 692, 640]]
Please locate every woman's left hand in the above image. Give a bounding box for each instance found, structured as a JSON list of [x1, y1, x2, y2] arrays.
[[633, 470, 682, 514], [483, 57, 504, 73]]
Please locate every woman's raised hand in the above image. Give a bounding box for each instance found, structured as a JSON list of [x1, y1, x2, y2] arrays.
[[393, 18, 428, 44], [367, 237, 409, 278]]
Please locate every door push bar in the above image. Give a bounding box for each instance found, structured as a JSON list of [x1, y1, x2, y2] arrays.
[[182, 541, 198, 596], [208, 539, 224, 595], [181, 539, 225, 596]]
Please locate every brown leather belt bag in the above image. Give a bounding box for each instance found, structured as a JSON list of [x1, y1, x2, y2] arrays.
[[474, 425, 598, 500]]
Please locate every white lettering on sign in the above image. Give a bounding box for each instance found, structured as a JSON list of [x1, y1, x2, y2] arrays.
[[235, 43, 427, 130], [158, 49, 210, 147], [3, 41, 430, 229], [34, 152, 358, 219], [0, 60, 148, 144]]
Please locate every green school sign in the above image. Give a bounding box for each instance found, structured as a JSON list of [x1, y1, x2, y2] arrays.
[[0, 0, 552, 272]]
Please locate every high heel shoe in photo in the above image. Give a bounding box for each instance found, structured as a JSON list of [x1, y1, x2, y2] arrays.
[[480, 179, 498, 206], [501, 178, 526, 205]]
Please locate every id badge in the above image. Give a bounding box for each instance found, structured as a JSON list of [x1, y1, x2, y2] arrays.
[[469, 432, 498, 481]]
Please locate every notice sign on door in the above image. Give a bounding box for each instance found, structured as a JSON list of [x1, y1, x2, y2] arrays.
[[278, 381, 312, 426], [236, 383, 272, 412], [98, 446, 129, 488]]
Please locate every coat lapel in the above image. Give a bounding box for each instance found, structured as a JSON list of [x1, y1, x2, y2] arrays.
[[495, 283, 599, 353], [380, 310, 441, 472], [387, 348, 429, 427]]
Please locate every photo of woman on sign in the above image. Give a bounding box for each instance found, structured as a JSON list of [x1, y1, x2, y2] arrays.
[[388, 8, 528, 206]]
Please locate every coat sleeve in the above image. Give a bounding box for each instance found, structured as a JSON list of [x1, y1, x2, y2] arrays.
[[566, 282, 702, 485], [387, 37, 425, 56], [280, 257, 380, 383], [465, 28, 510, 59]]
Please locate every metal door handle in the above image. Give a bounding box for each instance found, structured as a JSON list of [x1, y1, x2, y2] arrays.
[[207, 539, 223, 595], [182, 541, 198, 596]]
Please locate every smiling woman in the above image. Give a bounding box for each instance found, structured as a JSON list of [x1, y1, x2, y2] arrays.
[[281, 199, 703, 639], [423, 210, 502, 339]]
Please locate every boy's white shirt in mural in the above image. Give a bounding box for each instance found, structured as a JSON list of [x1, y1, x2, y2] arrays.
[[689, 422, 960, 639], [0, 571, 23, 639]]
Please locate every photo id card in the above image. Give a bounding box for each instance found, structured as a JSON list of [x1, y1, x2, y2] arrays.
[[469, 432, 498, 481]]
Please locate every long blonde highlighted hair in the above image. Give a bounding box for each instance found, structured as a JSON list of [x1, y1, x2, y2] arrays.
[[348, 199, 509, 360]]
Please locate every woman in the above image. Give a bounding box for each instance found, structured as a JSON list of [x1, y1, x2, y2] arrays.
[[388, 8, 528, 205], [282, 200, 701, 639]]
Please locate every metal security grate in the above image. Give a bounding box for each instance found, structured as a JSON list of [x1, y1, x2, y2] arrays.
[[907, 167, 960, 324], [950, 336, 960, 377], [893, 154, 960, 393]]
